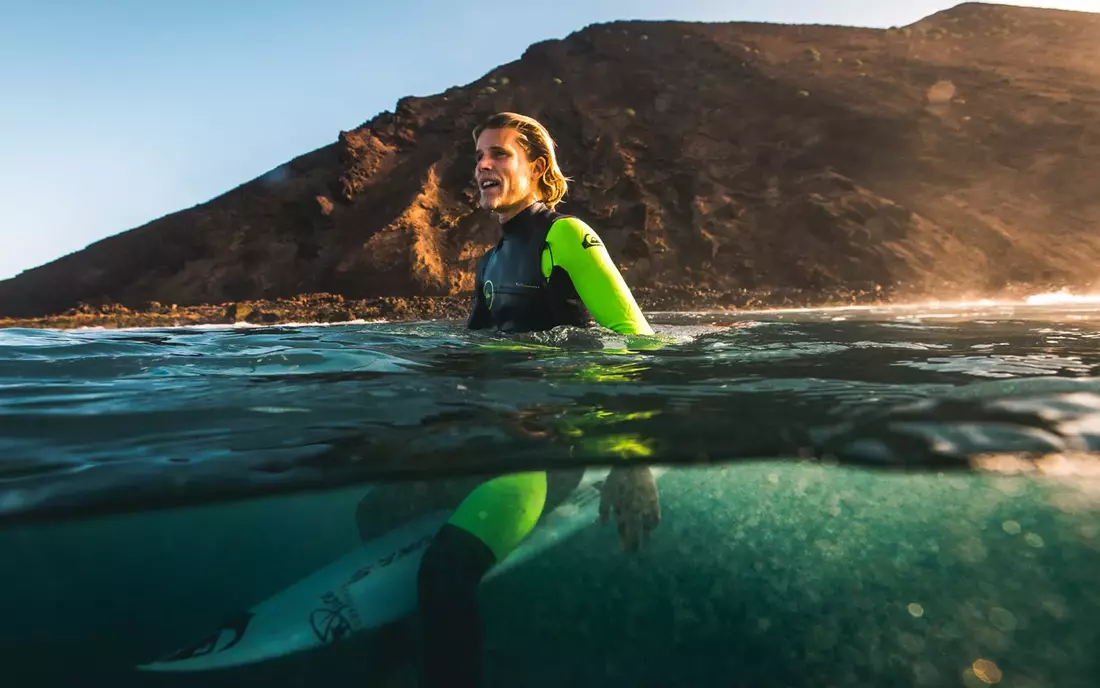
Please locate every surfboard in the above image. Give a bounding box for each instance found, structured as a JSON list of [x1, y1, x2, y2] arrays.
[[138, 466, 663, 672]]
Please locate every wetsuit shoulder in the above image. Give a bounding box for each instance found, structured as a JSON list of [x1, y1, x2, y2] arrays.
[[545, 217, 653, 335]]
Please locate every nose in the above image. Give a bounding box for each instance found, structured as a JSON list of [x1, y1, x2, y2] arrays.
[[476, 155, 493, 173]]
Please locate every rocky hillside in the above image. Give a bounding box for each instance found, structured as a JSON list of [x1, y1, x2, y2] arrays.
[[2, 2, 1098, 320]]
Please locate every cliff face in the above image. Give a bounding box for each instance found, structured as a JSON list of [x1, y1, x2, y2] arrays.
[[2, 2, 1099, 319]]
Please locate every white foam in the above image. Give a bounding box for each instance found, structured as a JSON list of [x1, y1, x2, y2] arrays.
[[55, 319, 388, 333], [1025, 289, 1100, 306]]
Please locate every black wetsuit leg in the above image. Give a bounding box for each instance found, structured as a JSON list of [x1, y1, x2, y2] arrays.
[[418, 523, 497, 688], [416, 466, 584, 687]]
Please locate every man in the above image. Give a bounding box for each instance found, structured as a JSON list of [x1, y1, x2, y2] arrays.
[[366, 112, 662, 687]]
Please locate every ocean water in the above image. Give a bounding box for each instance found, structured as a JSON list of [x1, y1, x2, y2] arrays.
[[2, 300, 1099, 687]]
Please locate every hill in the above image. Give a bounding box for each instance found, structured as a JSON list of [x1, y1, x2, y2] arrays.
[[2, 2, 1098, 323]]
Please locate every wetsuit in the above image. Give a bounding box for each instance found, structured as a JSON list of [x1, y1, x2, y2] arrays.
[[465, 201, 653, 336], [417, 201, 652, 687]]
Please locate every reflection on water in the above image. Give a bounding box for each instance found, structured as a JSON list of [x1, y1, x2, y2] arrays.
[[3, 305, 1100, 523]]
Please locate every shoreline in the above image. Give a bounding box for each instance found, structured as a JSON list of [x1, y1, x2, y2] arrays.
[[0, 288, 889, 330], [0, 283, 1076, 330]]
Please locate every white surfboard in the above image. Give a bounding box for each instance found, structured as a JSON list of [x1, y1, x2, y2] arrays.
[[138, 466, 664, 672]]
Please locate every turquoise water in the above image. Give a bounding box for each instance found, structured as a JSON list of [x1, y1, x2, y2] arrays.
[[2, 302, 1099, 686]]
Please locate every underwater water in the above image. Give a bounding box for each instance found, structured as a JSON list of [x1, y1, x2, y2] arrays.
[[2, 300, 1099, 687]]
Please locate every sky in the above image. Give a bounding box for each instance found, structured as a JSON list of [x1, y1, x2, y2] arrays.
[[1, 0, 1097, 281]]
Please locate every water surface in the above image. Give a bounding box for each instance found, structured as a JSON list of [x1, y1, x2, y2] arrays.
[[2, 301, 1099, 686]]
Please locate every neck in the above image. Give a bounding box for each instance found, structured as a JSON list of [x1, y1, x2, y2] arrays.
[[495, 196, 540, 224]]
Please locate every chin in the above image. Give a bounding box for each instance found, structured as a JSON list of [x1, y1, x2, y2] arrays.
[[479, 195, 505, 210]]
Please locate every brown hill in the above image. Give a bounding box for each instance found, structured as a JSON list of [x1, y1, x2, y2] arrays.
[[2, 2, 1099, 321]]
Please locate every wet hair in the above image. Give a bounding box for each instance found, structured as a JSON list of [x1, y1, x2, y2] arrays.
[[472, 112, 570, 208]]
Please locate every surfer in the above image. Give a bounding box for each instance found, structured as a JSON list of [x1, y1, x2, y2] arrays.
[[414, 112, 662, 687]]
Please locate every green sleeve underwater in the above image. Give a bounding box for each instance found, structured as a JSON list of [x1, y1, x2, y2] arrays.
[[543, 217, 654, 336]]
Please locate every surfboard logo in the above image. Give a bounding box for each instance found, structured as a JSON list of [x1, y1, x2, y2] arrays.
[[344, 534, 434, 587], [310, 591, 354, 644], [160, 612, 254, 662]]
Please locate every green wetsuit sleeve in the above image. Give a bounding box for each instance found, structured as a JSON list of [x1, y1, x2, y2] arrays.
[[543, 217, 654, 335], [447, 471, 548, 561]]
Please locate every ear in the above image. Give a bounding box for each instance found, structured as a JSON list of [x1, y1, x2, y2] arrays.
[[531, 156, 547, 178]]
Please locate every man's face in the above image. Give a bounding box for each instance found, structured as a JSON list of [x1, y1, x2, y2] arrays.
[[474, 127, 543, 215]]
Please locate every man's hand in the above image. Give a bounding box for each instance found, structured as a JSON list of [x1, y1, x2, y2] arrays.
[[598, 465, 661, 551]]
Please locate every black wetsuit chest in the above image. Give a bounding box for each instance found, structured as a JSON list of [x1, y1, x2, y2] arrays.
[[476, 203, 590, 333]]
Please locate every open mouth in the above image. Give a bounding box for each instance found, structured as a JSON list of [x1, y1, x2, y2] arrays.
[[479, 180, 500, 190]]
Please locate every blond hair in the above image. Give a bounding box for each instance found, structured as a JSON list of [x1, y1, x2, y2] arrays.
[[472, 112, 570, 208]]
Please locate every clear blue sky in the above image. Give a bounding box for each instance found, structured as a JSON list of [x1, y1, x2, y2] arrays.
[[1, 0, 1096, 280]]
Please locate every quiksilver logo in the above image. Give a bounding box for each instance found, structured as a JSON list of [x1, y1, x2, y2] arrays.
[[483, 280, 495, 309], [581, 234, 602, 249]]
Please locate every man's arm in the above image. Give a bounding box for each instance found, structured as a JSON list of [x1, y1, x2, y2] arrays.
[[546, 217, 662, 549], [544, 217, 654, 335]]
